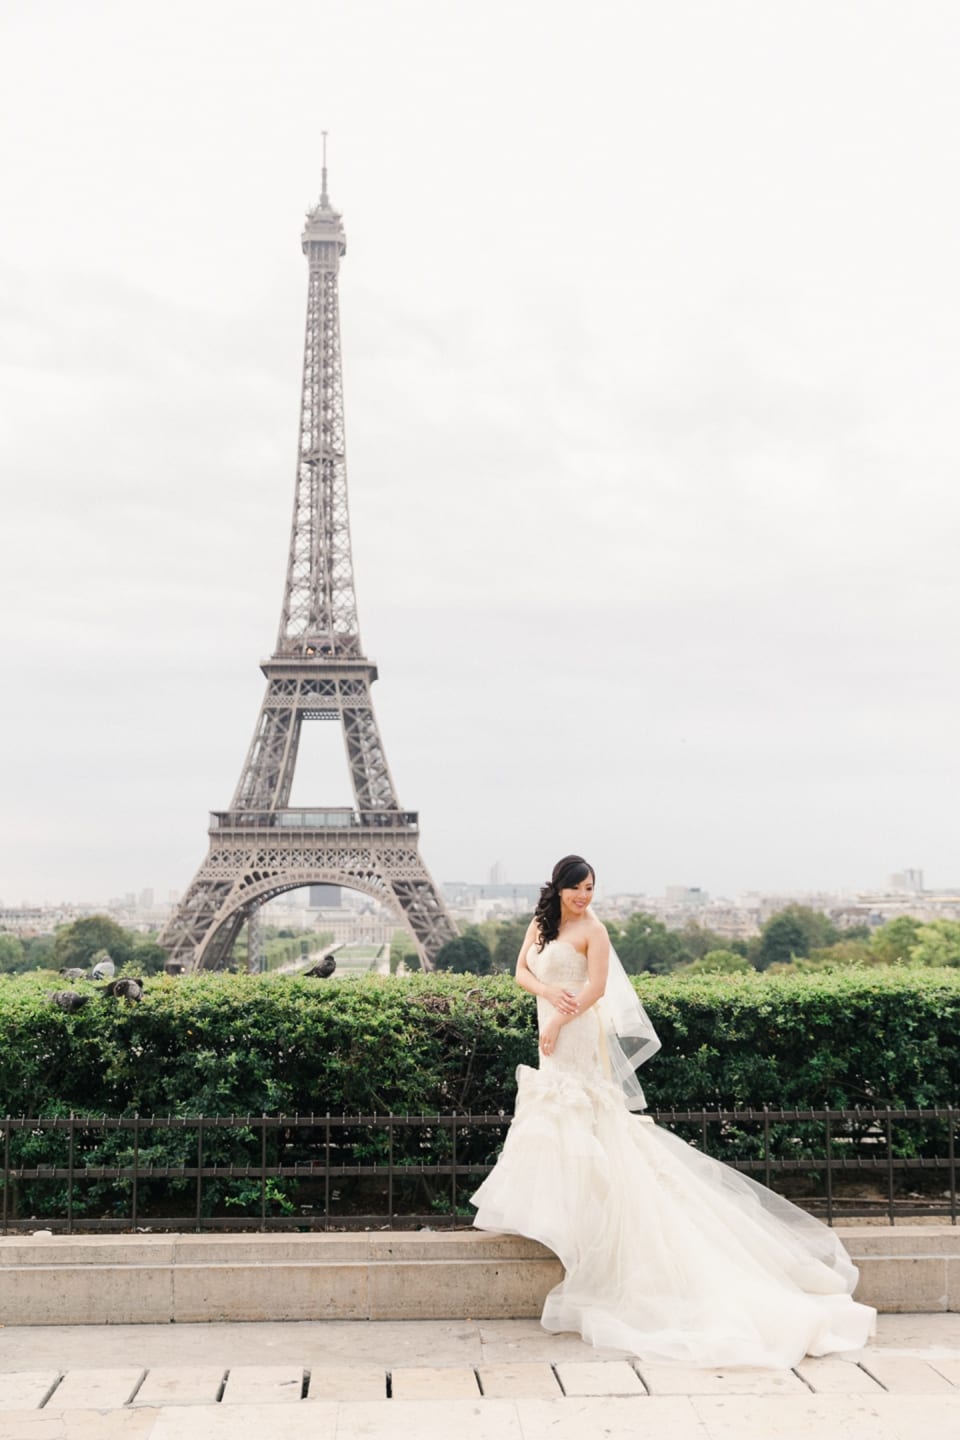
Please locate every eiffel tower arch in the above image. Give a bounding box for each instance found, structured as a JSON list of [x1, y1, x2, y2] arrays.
[[160, 154, 457, 971]]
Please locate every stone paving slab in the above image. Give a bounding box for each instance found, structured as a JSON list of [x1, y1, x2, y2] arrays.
[[691, 1393, 902, 1440], [50, 1368, 145, 1410], [0, 1318, 596, 1372], [1, 1387, 960, 1439], [131, 1367, 225, 1408], [219, 1365, 304, 1404], [0, 1370, 60, 1411], [516, 1395, 706, 1440], [477, 1316, 626, 1363], [306, 1364, 387, 1400], [149, 1400, 338, 1439], [476, 1363, 561, 1398], [390, 1365, 481, 1399], [336, 1397, 521, 1440], [554, 1360, 646, 1396], [928, 1356, 960, 1386], [874, 1393, 960, 1438], [861, 1311, 960, 1349], [794, 1356, 885, 1392], [859, 1355, 957, 1393], [638, 1362, 808, 1395], [0, 1410, 160, 1438], [1, 1313, 960, 1438]]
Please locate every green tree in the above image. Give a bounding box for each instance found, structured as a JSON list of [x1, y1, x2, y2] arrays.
[[130, 938, 168, 975], [676, 922, 733, 961], [490, 918, 531, 974], [617, 912, 689, 974], [756, 905, 841, 969], [0, 935, 26, 973], [680, 948, 751, 975], [53, 916, 134, 971], [433, 935, 492, 974], [869, 916, 922, 965], [909, 921, 960, 967], [805, 938, 873, 967], [756, 912, 808, 968], [22, 934, 55, 970]]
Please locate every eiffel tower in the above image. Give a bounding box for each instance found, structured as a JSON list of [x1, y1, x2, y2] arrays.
[[160, 154, 457, 971]]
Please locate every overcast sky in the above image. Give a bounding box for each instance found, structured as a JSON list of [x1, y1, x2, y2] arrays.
[[2, 1, 959, 906]]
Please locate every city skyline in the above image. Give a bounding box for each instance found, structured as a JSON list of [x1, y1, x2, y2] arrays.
[[3, 3, 960, 905], [1, 863, 937, 915]]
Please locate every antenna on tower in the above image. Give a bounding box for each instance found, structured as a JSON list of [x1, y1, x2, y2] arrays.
[[320, 131, 329, 207]]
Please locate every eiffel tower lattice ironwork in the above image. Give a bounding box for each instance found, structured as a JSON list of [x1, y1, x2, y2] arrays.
[[160, 158, 456, 971]]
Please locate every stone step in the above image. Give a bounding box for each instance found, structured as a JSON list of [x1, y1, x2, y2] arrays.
[[0, 1227, 955, 1325]]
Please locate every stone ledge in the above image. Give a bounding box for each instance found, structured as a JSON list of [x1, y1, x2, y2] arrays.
[[0, 1228, 956, 1325]]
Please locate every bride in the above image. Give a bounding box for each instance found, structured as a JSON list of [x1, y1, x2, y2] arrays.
[[471, 854, 876, 1368]]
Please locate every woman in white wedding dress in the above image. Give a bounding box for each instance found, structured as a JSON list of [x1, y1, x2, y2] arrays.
[[471, 855, 876, 1368]]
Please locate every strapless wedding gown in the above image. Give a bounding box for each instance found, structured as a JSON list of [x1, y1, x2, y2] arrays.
[[471, 939, 876, 1367]]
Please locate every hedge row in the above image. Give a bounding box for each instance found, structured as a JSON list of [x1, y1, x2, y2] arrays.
[[2, 966, 958, 1118], [2, 968, 957, 1222]]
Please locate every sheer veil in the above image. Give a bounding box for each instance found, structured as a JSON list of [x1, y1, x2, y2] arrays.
[[597, 934, 661, 1111]]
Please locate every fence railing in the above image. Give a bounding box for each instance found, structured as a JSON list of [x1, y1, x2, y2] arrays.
[[1, 1106, 957, 1234]]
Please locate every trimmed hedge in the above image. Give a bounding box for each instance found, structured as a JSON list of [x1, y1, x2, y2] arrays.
[[2, 966, 959, 1222], [1, 966, 958, 1117]]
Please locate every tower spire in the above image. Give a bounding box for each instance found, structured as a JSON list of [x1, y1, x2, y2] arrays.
[[320, 130, 329, 208]]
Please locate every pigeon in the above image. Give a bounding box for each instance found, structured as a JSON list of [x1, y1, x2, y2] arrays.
[[89, 959, 116, 981], [58, 967, 86, 980], [99, 977, 144, 1002], [46, 991, 90, 1013], [304, 955, 337, 979]]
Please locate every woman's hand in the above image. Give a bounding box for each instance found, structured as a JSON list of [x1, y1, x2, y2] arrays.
[[540, 1014, 563, 1056], [544, 985, 579, 1015]]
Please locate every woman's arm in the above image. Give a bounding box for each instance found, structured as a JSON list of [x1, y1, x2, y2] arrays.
[[515, 919, 579, 1015], [539, 918, 610, 1055]]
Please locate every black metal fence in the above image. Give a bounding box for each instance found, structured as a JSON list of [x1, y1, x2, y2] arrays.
[[1, 1106, 957, 1234]]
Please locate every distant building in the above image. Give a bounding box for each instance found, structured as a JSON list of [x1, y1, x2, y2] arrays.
[[665, 886, 708, 907], [888, 869, 924, 894]]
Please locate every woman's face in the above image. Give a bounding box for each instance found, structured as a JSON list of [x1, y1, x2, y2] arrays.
[[560, 873, 594, 917]]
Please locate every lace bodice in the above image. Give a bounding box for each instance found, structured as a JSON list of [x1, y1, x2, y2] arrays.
[[527, 939, 608, 1081], [528, 938, 589, 988]]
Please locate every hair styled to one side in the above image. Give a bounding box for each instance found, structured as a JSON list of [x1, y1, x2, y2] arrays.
[[533, 854, 595, 949]]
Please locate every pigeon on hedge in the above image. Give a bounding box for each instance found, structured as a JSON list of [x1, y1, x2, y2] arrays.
[[99, 977, 144, 1002], [89, 959, 115, 981], [59, 967, 86, 980], [304, 955, 337, 978], [46, 991, 90, 1012]]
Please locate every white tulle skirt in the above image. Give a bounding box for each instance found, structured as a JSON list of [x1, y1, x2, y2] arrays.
[[471, 1063, 876, 1368]]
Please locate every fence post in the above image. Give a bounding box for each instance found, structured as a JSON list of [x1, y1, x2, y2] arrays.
[[131, 1114, 140, 1231], [195, 1116, 204, 1233], [66, 1115, 75, 1235], [261, 1115, 268, 1232]]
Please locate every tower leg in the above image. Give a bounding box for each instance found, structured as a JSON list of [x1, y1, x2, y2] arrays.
[[247, 904, 265, 974]]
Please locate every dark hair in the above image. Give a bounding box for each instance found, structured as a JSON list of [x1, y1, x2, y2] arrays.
[[533, 854, 595, 949]]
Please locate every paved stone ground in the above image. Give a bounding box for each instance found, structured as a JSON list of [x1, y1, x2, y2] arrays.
[[0, 1314, 958, 1438]]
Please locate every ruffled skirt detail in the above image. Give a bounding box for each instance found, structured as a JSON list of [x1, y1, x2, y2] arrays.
[[471, 1064, 876, 1368]]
